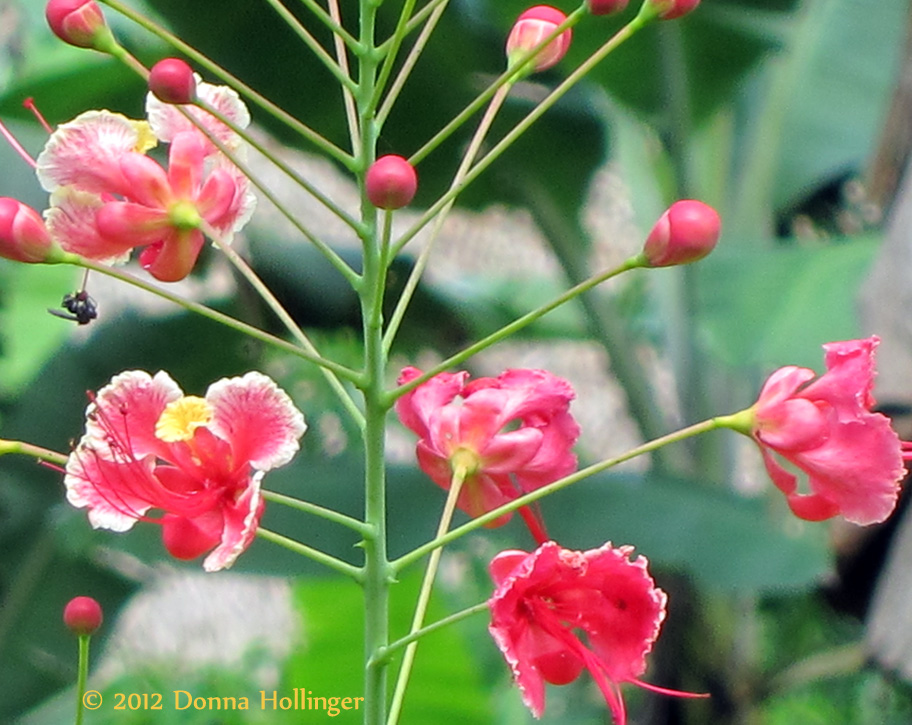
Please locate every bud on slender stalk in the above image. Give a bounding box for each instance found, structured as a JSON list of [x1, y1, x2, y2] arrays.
[[645, 0, 701, 20], [0, 197, 60, 263], [45, 0, 114, 51], [149, 59, 197, 104], [588, 0, 630, 16], [506, 6, 572, 74], [63, 596, 103, 636], [641, 200, 720, 267], [366, 155, 418, 210]]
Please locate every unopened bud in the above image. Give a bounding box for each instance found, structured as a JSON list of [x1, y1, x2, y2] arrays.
[[149, 59, 197, 105], [366, 155, 418, 210], [45, 0, 113, 50], [63, 596, 103, 636], [642, 200, 720, 267], [0, 198, 59, 263], [506, 6, 572, 74], [588, 0, 630, 16], [646, 0, 701, 20]]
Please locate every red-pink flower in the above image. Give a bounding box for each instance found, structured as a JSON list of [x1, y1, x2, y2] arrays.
[[36, 101, 254, 281], [64, 370, 306, 571], [748, 336, 905, 524], [489, 542, 699, 723], [395, 368, 579, 540]]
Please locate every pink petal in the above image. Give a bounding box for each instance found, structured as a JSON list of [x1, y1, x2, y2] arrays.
[[45, 187, 133, 263], [139, 229, 205, 282], [754, 397, 829, 452], [754, 366, 815, 414], [118, 151, 173, 208], [479, 427, 544, 473], [489, 549, 532, 586], [65, 445, 155, 532], [167, 131, 206, 198], [36, 110, 140, 195], [96, 201, 171, 247], [161, 510, 223, 561], [802, 336, 879, 415], [196, 166, 241, 228], [206, 371, 306, 470], [203, 471, 264, 571], [146, 78, 249, 153], [395, 367, 468, 438], [82, 370, 183, 462]]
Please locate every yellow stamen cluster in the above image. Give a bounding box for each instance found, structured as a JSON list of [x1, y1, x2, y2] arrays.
[[155, 396, 213, 442]]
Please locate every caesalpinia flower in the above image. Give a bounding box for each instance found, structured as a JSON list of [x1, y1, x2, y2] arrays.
[[395, 367, 579, 541], [65, 370, 306, 571], [730, 336, 907, 525], [31, 77, 254, 281], [488, 541, 702, 723]]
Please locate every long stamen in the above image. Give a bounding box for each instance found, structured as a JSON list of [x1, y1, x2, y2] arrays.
[[23, 97, 54, 134], [0, 117, 37, 169]]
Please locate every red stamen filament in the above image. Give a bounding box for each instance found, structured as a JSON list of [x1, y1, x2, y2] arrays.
[[23, 97, 54, 134], [0, 117, 37, 169]]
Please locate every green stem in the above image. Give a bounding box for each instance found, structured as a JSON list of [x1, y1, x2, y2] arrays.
[[406, 4, 587, 166], [261, 0, 358, 93], [387, 467, 466, 724], [74, 635, 91, 725], [97, 0, 355, 168], [382, 83, 512, 354], [355, 3, 392, 723], [376, 0, 447, 54], [396, 12, 651, 254], [261, 490, 371, 535], [256, 528, 363, 581], [327, 0, 362, 152], [374, 601, 489, 664], [293, 0, 362, 52], [371, 0, 418, 112], [66, 256, 362, 385], [387, 255, 646, 403], [184, 99, 364, 275], [206, 228, 366, 428], [392, 413, 743, 573], [0, 439, 67, 466]]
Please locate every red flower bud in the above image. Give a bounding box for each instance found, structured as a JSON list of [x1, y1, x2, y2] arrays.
[[45, 0, 109, 49], [366, 155, 418, 210], [149, 59, 197, 105], [506, 6, 572, 74], [642, 200, 720, 267], [647, 0, 701, 20], [588, 0, 630, 16], [63, 596, 103, 636], [0, 198, 58, 263]]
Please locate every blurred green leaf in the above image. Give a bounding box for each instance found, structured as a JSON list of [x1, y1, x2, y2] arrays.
[[697, 236, 878, 370]]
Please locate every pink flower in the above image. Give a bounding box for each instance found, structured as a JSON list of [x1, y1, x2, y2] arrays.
[[395, 367, 579, 541], [366, 155, 418, 210], [38, 111, 255, 281], [149, 58, 198, 105], [64, 370, 306, 571], [749, 337, 905, 525], [46, 0, 110, 50], [489, 542, 699, 723]]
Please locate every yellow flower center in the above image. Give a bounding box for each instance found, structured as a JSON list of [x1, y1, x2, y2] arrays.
[[130, 120, 158, 154], [155, 396, 213, 442]]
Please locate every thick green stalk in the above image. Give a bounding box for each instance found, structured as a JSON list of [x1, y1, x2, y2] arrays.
[[355, 4, 391, 723], [74, 635, 91, 725]]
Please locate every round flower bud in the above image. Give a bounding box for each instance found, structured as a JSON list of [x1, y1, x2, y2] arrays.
[[0, 197, 59, 263], [45, 0, 110, 49], [642, 200, 720, 267], [648, 0, 701, 20], [588, 0, 630, 16], [149, 59, 197, 105], [63, 596, 103, 636], [366, 155, 418, 210], [506, 6, 572, 74]]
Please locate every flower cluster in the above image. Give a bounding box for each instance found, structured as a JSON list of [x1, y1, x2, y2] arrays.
[[65, 370, 306, 571], [0, 72, 254, 281]]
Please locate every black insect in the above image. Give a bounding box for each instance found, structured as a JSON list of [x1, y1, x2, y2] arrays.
[[48, 290, 98, 325]]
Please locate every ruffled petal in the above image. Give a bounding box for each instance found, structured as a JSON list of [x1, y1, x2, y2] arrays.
[[139, 228, 205, 282], [95, 201, 171, 247], [82, 370, 183, 461], [395, 367, 468, 438], [46, 187, 132, 263], [36, 110, 144, 195], [203, 471, 265, 571], [206, 371, 307, 470]]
